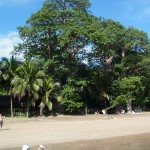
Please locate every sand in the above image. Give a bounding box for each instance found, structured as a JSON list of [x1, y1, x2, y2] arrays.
[[0, 112, 150, 149]]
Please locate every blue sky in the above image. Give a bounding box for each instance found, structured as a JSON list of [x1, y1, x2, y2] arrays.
[[90, 0, 150, 35], [1, 0, 150, 58]]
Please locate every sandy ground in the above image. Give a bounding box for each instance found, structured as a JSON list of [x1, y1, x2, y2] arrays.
[[0, 112, 150, 149]]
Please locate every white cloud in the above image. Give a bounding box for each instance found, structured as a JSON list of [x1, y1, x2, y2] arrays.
[[0, 32, 21, 58]]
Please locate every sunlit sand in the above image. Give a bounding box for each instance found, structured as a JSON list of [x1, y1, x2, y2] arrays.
[[0, 112, 150, 150]]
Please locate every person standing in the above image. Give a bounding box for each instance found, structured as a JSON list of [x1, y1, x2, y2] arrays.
[[0, 113, 3, 130]]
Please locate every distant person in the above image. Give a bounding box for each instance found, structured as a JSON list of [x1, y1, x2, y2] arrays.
[[37, 145, 45, 150], [22, 145, 30, 150], [0, 113, 4, 130]]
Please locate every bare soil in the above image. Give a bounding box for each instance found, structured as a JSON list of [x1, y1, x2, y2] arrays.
[[0, 112, 150, 149]]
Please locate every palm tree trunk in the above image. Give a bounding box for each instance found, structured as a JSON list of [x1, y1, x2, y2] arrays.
[[85, 89, 88, 116], [85, 100, 87, 116], [10, 87, 13, 117], [27, 97, 29, 117], [40, 107, 43, 116], [10, 94, 13, 117]]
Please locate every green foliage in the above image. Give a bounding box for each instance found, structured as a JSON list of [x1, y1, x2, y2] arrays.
[[111, 76, 145, 109], [60, 99, 83, 114], [39, 77, 61, 116], [117, 76, 144, 95], [60, 76, 87, 114], [14, 0, 92, 60], [0, 56, 19, 93], [0, 0, 149, 115], [110, 95, 128, 109], [12, 62, 44, 99], [11, 61, 45, 117], [0, 56, 20, 117]]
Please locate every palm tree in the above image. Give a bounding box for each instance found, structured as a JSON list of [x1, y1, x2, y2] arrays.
[[0, 56, 19, 117], [39, 77, 61, 116], [11, 62, 44, 117]]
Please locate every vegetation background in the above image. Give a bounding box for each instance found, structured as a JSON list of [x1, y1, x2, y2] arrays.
[[0, 0, 150, 117]]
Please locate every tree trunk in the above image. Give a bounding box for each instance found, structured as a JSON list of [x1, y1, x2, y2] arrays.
[[40, 107, 43, 116], [27, 97, 29, 117], [85, 90, 88, 116], [10, 94, 13, 117], [127, 94, 133, 112], [85, 102, 87, 116], [104, 99, 107, 109], [10, 87, 13, 117], [127, 100, 132, 112]]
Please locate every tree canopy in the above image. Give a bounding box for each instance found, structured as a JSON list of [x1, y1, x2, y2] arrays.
[[0, 0, 150, 116]]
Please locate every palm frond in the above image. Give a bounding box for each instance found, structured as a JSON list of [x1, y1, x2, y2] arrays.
[[39, 101, 46, 108], [56, 96, 62, 102], [36, 71, 45, 78], [46, 101, 52, 110], [36, 79, 43, 87], [32, 91, 39, 100], [32, 83, 40, 91]]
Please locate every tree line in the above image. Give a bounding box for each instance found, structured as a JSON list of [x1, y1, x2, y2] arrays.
[[0, 0, 150, 117]]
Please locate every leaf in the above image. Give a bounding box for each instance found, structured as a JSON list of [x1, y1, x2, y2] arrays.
[[39, 101, 46, 109], [46, 101, 52, 111], [32, 83, 40, 91]]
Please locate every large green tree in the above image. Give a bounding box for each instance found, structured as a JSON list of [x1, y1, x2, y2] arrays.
[[13, 0, 99, 111], [10, 0, 150, 114], [89, 18, 149, 108]]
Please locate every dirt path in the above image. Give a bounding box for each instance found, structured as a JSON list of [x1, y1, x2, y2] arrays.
[[0, 113, 150, 149]]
